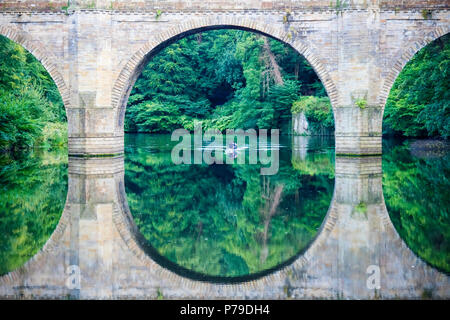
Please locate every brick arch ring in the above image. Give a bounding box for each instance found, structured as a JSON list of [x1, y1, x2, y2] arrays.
[[377, 25, 450, 110], [111, 16, 339, 133], [0, 24, 71, 110]]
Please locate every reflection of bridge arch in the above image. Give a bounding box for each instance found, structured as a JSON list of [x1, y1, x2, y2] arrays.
[[0, 24, 71, 110], [112, 170, 338, 288], [0, 156, 448, 299], [378, 192, 449, 278], [112, 156, 448, 297], [378, 26, 450, 110], [111, 16, 339, 132]]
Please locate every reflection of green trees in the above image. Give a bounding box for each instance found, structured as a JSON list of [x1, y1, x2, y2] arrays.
[[0, 150, 67, 275], [125, 135, 334, 277], [291, 150, 335, 178], [382, 142, 450, 272], [0, 35, 68, 275]]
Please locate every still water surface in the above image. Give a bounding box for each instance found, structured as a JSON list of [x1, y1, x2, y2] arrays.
[[0, 149, 67, 275], [124, 134, 335, 279], [0, 135, 448, 280]]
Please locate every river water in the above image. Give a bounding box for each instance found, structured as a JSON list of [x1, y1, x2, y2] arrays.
[[0, 134, 448, 298]]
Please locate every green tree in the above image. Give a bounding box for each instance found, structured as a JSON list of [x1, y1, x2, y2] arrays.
[[0, 35, 66, 151], [125, 29, 327, 134]]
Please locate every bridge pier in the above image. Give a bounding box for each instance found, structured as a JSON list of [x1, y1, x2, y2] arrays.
[[65, 156, 125, 299], [334, 106, 383, 156], [64, 11, 124, 157], [68, 136, 124, 156]]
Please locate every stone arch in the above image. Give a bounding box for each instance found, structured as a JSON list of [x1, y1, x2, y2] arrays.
[[377, 25, 450, 110], [0, 24, 71, 110], [0, 24, 72, 289], [112, 172, 339, 289], [111, 16, 339, 133]]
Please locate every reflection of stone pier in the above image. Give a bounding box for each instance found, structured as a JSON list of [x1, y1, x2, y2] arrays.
[[306, 156, 388, 298], [0, 157, 125, 299], [0, 156, 448, 299], [66, 157, 125, 299], [292, 136, 309, 161], [334, 156, 382, 205], [291, 156, 449, 299]]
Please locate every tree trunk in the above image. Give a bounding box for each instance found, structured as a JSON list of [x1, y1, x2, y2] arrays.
[[262, 37, 284, 86]]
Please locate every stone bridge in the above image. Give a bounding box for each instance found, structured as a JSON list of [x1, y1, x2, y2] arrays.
[[0, 0, 449, 299], [0, 0, 449, 155], [0, 155, 448, 299]]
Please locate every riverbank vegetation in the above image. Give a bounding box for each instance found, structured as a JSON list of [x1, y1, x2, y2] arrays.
[[291, 96, 334, 134], [125, 29, 332, 134], [0, 35, 66, 153], [0, 36, 67, 276]]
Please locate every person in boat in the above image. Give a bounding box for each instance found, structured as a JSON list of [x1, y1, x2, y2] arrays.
[[226, 142, 238, 158]]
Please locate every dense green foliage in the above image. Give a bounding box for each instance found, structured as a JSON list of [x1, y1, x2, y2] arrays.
[[0, 35, 66, 152], [383, 141, 450, 272], [125, 134, 334, 278], [291, 96, 334, 133], [125, 29, 327, 134], [384, 34, 450, 138], [0, 150, 68, 275]]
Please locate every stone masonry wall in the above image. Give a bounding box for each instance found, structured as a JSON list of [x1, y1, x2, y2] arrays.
[[1, 1, 449, 12]]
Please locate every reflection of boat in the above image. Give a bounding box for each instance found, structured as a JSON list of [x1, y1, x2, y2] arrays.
[[225, 147, 236, 155], [225, 146, 248, 155]]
